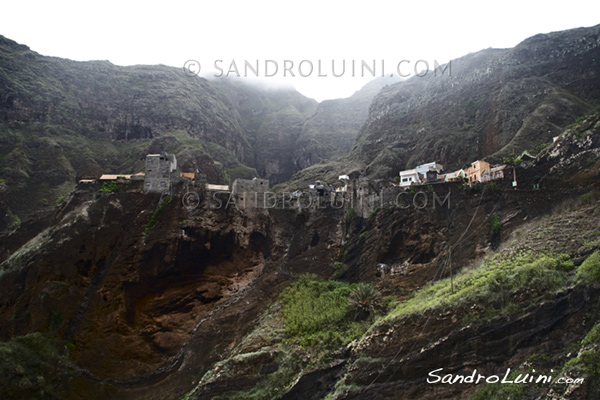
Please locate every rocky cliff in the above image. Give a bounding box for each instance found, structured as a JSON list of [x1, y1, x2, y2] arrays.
[[2, 25, 600, 400], [352, 24, 600, 176], [0, 112, 599, 399], [0, 36, 380, 230], [283, 24, 600, 188]]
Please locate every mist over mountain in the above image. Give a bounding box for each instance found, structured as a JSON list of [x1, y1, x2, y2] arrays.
[[2, 24, 600, 400], [0, 36, 382, 228], [283, 24, 600, 188]]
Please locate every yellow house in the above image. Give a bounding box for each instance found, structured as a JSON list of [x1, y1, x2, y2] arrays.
[[466, 160, 490, 185]]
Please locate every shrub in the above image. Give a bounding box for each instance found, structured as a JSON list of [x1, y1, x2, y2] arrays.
[[99, 180, 121, 193], [389, 251, 572, 321], [484, 182, 498, 193], [11, 213, 21, 225], [576, 250, 600, 284], [559, 320, 600, 397], [580, 191, 599, 206], [530, 142, 551, 155], [332, 262, 344, 279], [145, 196, 173, 233], [344, 208, 357, 224], [0, 332, 75, 399], [281, 275, 363, 349], [490, 213, 501, 236]]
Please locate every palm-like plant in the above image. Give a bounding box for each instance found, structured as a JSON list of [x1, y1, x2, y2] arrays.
[[349, 282, 382, 320]]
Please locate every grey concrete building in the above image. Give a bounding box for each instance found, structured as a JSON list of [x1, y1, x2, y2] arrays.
[[144, 152, 178, 193], [231, 178, 270, 208]]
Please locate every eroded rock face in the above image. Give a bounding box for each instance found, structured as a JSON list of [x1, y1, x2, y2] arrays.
[[0, 185, 346, 398], [349, 25, 600, 178]]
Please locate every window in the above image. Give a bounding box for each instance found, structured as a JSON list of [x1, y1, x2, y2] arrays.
[[160, 181, 166, 187]]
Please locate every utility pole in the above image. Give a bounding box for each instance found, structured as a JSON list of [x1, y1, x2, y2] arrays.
[[512, 164, 517, 189], [450, 245, 454, 294]]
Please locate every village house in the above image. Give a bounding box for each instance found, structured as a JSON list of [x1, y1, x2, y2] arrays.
[[99, 174, 132, 180], [206, 183, 230, 192], [482, 164, 506, 182], [309, 180, 329, 196], [519, 151, 536, 168], [425, 169, 440, 183], [466, 160, 490, 185], [415, 162, 444, 175], [231, 177, 270, 207], [443, 169, 466, 182], [144, 152, 178, 193], [336, 175, 350, 193], [399, 169, 422, 187]]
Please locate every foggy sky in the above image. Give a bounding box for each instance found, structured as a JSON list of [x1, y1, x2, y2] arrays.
[[3, 0, 599, 101]]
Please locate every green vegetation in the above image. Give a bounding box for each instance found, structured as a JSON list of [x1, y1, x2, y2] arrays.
[[99, 180, 124, 193], [483, 182, 498, 193], [344, 208, 357, 224], [460, 122, 474, 131], [529, 142, 551, 155], [348, 282, 382, 320], [55, 195, 65, 206], [579, 191, 599, 206], [369, 207, 380, 218], [470, 368, 544, 400], [332, 261, 344, 279], [566, 115, 588, 130], [576, 250, 600, 284], [211, 351, 299, 400], [281, 274, 366, 349], [470, 303, 600, 400], [468, 182, 483, 192], [388, 251, 573, 322], [0, 332, 75, 399], [559, 319, 600, 396], [490, 213, 502, 236], [502, 155, 523, 166], [11, 213, 21, 226], [145, 196, 173, 233], [225, 165, 259, 184]]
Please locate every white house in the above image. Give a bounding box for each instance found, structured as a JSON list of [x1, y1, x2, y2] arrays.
[[415, 162, 444, 176], [444, 169, 466, 182], [337, 175, 350, 192], [399, 169, 422, 187]]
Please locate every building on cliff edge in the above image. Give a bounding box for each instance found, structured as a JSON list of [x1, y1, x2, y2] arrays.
[[144, 152, 178, 193]]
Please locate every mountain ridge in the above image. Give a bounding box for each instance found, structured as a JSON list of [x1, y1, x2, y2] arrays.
[[279, 24, 600, 190], [0, 35, 382, 229]]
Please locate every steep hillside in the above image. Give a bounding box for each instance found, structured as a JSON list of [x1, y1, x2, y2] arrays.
[[0, 112, 599, 399], [351, 24, 600, 177], [0, 36, 379, 230], [294, 76, 402, 169], [283, 24, 600, 189]]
